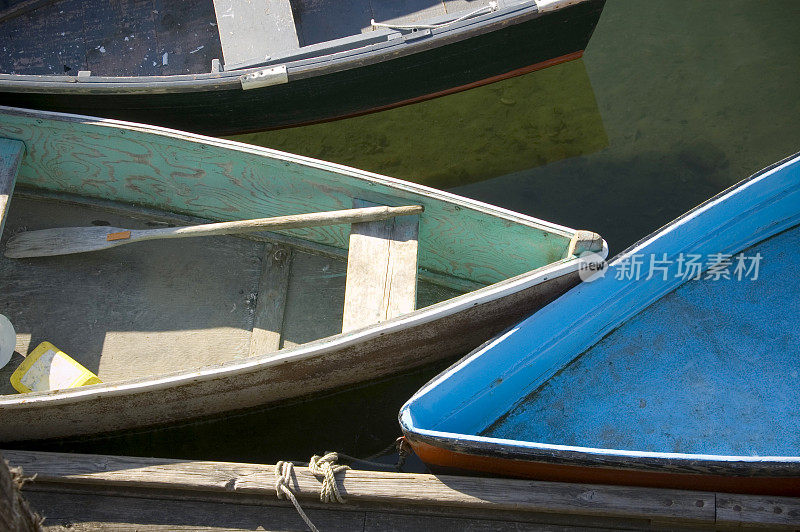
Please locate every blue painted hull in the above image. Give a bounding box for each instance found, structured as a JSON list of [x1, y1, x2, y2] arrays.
[[401, 153, 800, 495]]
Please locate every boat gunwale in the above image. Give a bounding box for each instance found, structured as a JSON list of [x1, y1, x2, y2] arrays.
[[399, 150, 800, 474], [0, 105, 605, 408], [0, 0, 596, 93]]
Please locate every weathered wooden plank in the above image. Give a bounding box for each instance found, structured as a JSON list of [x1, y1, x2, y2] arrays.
[[25, 487, 658, 531], [280, 249, 346, 347], [14, 450, 799, 529], [25, 489, 363, 531], [3, 450, 721, 525], [0, 451, 40, 532], [362, 511, 631, 531], [0, 138, 24, 238], [716, 493, 800, 529], [370, 0, 447, 26], [342, 199, 419, 332], [443, 0, 494, 14], [213, 0, 300, 69], [249, 244, 292, 355], [26, 481, 676, 531]]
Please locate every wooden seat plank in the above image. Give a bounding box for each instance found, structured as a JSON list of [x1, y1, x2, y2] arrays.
[[342, 199, 419, 333], [213, 0, 300, 70], [0, 139, 24, 239]]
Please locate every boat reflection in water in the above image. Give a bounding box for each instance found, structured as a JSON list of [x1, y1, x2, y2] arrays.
[[231, 59, 607, 190]]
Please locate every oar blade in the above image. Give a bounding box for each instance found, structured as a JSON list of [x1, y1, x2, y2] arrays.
[[4, 226, 132, 258]]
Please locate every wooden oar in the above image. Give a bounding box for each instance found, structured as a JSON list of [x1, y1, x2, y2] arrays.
[[4, 204, 423, 258]]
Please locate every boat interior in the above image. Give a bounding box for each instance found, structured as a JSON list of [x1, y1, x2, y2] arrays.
[[482, 223, 800, 456], [0, 193, 461, 395], [401, 215, 794, 460], [0, 0, 504, 76], [0, 108, 578, 395]]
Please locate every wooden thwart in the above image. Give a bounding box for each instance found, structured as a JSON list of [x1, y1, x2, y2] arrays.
[[0, 139, 24, 240], [213, 0, 300, 69], [342, 200, 419, 332], [4, 449, 799, 530]]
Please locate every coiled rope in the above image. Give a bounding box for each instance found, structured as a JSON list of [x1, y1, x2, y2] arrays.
[[309, 452, 350, 504], [274, 452, 350, 532]]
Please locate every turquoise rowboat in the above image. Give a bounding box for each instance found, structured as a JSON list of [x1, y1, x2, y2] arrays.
[[401, 153, 800, 496], [0, 106, 604, 441]]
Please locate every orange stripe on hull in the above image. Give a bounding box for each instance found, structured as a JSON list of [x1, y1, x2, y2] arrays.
[[410, 439, 800, 497]]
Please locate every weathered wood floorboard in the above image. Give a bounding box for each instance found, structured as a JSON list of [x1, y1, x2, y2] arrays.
[[249, 244, 293, 356]]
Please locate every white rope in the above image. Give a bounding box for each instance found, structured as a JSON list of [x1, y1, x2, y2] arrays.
[[372, 1, 499, 31], [275, 460, 320, 532], [274, 454, 351, 531], [309, 452, 350, 504]]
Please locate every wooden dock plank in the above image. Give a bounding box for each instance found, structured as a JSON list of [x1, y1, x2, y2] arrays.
[[213, 0, 300, 69], [0, 138, 23, 239], [0, 451, 40, 532], [363, 511, 630, 531], [342, 200, 419, 332], [716, 493, 800, 528], [249, 244, 292, 356], [25, 489, 363, 531], [6, 450, 799, 529], [3, 450, 712, 523]]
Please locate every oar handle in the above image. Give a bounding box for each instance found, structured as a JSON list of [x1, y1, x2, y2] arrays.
[[135, 205, 424, 241]]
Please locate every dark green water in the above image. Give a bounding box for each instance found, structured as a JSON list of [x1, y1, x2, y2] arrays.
[[21, 0, 800, 464]]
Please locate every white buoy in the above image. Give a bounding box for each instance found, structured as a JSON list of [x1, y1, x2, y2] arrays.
[[0, 314, 16, 369]]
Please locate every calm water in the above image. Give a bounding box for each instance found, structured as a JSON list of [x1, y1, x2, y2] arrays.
[[22, 0, 800, 463]]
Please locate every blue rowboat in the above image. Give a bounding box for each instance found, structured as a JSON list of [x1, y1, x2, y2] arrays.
[[401, 153, 800, 496]]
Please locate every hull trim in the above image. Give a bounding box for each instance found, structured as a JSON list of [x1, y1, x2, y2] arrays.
[[408, 437, 800, 497]]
